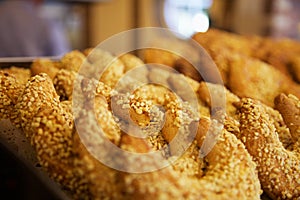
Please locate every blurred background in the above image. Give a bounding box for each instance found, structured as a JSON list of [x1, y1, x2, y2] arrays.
[[0, 0, 299, 57]]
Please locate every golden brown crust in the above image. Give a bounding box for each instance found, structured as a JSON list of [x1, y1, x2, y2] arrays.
[[73, 116, 122, 200], [227, 53, 300, 107], [53, 69, 77, 100], [173, 58, 202, 82], [4, 72, 88, 199], [275, 93, 300, 142], [111, 84, 172, 151], [119, 53, 145, 72], [212, 50, 233, 84], [6, 43, 300, 199], [81, 47, 94, 57], [237, 98, 300, 199], [192, 29, 300, 108], [289, 56, 300, 82], [120, 117, 261, 200], [80, 78, 113, 107], [161, 106, 198, 155], [2, 45, 285, 199], [167, 73, 199, 103], [249, 36, 292, 77], [93, 96, 121, 145], [60, 50, 86, 72], [82, 48, 125, 88], [251, 37, 300, 83], [182, 75, 200, 93], [193, 28, 300, 85], [30, 59, 60, 80], [170, 141, 205, 178], [262, 101, 292, 148], [133, 83, 177, 106], [197, 82, 240, 119], [0, 71, 24, 119], [13, 73, 60, 136], [112, 87, 261, 199], [119, 133, 152, 153], [142, 48, 180, 68], [196, 117, 261, 200], [60, 100, 74, 129], [11, 73, 121, 199], [192, 28, 253, 57], [99, 58, 125, 88], [96, 78, 260, 199], [2, 66, 31, 84], [4, 76, 262, 199], [30, 106, 74, 190]]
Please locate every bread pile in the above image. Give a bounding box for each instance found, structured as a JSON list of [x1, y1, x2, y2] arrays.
[[0, 29, 300, 199]]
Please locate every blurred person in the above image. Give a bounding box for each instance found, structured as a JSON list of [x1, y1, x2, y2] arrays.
[[0, 0, 70, 57]]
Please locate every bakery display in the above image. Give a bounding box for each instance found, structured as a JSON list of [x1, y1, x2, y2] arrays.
[[1, 28, 300, 199]]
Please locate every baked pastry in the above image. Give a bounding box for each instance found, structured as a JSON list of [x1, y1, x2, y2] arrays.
[[2, 66, 31, 84], [192, 28, 300, 84], [118, 116, 261, 200], [275, 93, 300, 143], [30, 58, 60, 80], [226, 52, 300, 107], [237, 98, 300, 199], [119, 53, 145, 72], [60, 50, 86, 72], [12, 73, 60, 136], [0, 71, 24, 119], [84, 48, 125, 88], [197, 81, 240, 119], [192, 29, 300, 107], [53, 69, 77, 100]]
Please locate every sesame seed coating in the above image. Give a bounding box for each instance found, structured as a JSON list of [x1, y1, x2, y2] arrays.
[[196, 118, 261, 200], [4, 46, 296, 199], [83, 48, 125, 88], [119, 117, 261, 200], [2, 66, 31, 85], [93, 96, 121, 144], [30, 106, 74, 189], [71, 132, 122, 200], [53, 69, 77, 100], [237, 98, 300, 199], [13, 73, 60, 137], [0, 71, 24, 120], [60, 50, 86, 72], [80, 77, 113, 107]]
